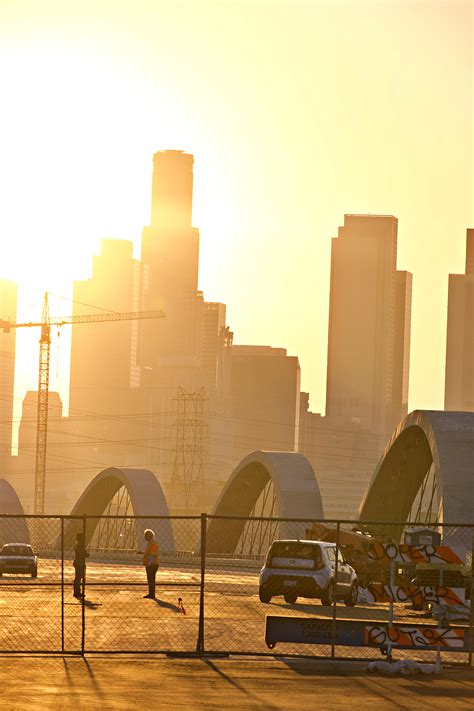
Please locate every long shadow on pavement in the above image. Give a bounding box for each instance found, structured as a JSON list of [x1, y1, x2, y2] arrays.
[[201, 658, 280, 710]]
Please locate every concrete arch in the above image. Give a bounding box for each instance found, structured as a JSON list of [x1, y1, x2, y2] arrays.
[[0, 479, 29, 545], [68, 467, 174, 551], [359, 410, 474, 528], [206, 451, 324, 554]]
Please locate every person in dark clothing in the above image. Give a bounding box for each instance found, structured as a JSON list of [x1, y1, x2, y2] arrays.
[[142, 529, 159, 599], [73, 532, 89, 599]]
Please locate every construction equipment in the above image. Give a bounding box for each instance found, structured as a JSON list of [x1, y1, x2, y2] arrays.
[[0, 293, 165, 514]]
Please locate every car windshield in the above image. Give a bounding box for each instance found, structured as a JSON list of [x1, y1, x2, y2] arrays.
[[268, 542, 321, 566], [1, 546, 32, 557]]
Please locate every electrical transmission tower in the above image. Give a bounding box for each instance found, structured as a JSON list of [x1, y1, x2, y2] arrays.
[[171, 387, 208, 512]]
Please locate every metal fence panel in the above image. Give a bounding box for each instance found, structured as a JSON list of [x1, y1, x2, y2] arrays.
[[0, 513, 471, 664]]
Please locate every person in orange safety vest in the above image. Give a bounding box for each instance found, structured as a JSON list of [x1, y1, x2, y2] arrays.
[[142, 529, 159, 599]]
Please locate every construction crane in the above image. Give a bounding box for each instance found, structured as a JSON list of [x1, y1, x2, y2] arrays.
[[0, 293, 165, 514]]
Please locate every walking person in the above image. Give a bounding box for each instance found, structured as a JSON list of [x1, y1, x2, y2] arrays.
[[143, 529, 159, 599], [73, 532, 89, 599]]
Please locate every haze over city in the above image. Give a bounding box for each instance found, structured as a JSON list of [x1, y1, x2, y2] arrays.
[[0, 0, 472, 432], [0, 3, 473, 705]]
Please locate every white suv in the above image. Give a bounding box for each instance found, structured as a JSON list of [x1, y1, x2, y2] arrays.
[[259, 539, 358, 606]]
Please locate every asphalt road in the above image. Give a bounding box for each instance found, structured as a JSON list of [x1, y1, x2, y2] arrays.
[[0, 557, 468, 666], [0, 656, 472, 710]]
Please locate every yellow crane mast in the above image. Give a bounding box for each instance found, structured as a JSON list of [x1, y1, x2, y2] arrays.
[[1, 293, 165, 514]]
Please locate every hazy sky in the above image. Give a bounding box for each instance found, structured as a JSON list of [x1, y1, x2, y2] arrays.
[[0, 0, 472, 432]]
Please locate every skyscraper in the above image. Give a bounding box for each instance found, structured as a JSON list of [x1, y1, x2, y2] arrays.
[[67, 238, 145, 497], [326, 214, 412, 437], [0, 280, 17, 468], [140, 151, 202, 375], [137, 150, 232, 508], [445, 229, 474, 412], [69, 238, 141, 414], [142, 150, 199, 304], [230, 345, 301, 458]]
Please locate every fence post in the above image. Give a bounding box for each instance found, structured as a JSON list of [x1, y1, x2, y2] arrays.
[[330, 521, 340, 658], [81, 513, 86, 656], [61, 517, 64, 653], [196, 513, 207, 654]]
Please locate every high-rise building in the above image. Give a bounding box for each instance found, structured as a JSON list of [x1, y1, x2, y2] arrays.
[[140, 151, 202, 377], [230, 345, 301, 461], [445, 229, 474, 412], [138, 151, 233, 507], [69, 239, 141, 413], [61, 151, 233, 511], [0, 280, 17, 468], [16, 391, 65, 512], [326, 214, 412, 437], [67, 239, 145, 491]]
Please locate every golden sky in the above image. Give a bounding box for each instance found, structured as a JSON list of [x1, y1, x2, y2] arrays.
[[0, 0, 472, 430]]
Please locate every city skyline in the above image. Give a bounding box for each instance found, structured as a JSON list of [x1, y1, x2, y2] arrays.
[[0, 2, 473, 698], [1, 148, 472, 520], [0, 149, 472, 450], [0, 0, 471, 430]]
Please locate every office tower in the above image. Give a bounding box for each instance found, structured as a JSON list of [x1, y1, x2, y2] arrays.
[[16, 391, 65, 512], [67, 239, 144, 492], [201, 303, 232, 397], [0, 280, 17, 468], [326, 214, 412, 437], [230, 346, 301, 460], [445, 229, 474, 411], [137, 150, 232, 509], [69, 239, 141, 411], [140, 151, 202, 376]]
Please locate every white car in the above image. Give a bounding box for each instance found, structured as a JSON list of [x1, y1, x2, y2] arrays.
[[259, 539, 358, 606], [0, 543, 38, 578]]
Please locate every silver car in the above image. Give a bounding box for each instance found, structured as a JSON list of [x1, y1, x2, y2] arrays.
[[259, 539, 358, 606], [0, 543, 38, 578]]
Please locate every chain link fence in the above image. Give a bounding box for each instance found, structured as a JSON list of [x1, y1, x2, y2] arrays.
[[0, 514, 471, 666]]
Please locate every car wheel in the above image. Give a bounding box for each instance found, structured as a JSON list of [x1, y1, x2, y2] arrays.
[[344, 582, 358, 607], [321, 581, 335, 606], [284, 591, 298, 605], [259, 587, 272, 604]]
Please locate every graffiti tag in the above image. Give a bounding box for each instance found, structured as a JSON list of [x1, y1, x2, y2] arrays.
[[365, 624, 465, 649], [364, 584, 465, 606], [368, 542, 463, 566]]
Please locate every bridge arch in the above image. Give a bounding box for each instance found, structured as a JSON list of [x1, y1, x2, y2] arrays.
[[206, 451, 324, 555], [68, 467, 174, 551], [0, 479, 29, 545], [359, 410, 474, 528]]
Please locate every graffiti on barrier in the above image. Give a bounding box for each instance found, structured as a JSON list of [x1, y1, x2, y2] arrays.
[[364, 584, 465, 606], [264, 616, 469, 652], [364, 624, 465, 649], [367, 541, 463, 566]]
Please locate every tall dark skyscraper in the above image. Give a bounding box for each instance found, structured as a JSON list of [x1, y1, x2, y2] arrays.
[[298, 214, 413, 519], [445, 229, 474, 412], [140, 151, 202, 375], [60, 149, 232, 512], [142, 150, 199, 305], [325, 214, 412, 437]]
